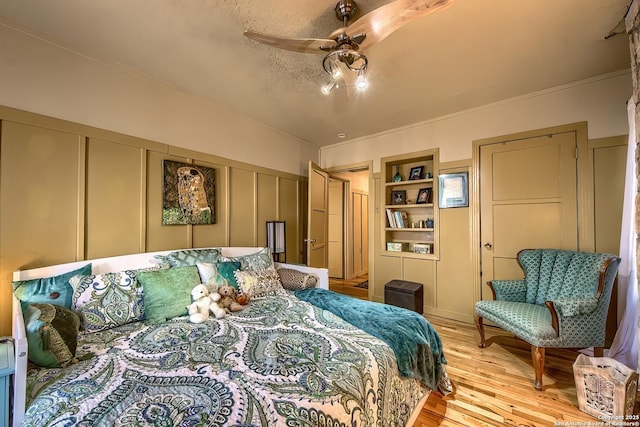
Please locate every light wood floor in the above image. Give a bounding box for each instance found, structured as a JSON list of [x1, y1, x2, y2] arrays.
[[414, 316, 611, 426], [329, 274, 368, 300], [328, 276, 638, 426]]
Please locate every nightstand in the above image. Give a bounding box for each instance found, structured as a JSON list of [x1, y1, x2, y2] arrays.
[[0, 340, 14, 427]]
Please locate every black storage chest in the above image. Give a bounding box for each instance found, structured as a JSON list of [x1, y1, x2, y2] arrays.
[[384, 280, 423, 313]]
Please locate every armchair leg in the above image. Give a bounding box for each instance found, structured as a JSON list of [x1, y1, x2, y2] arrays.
[[531, 345, 545, 390], [475, 315, 486, 348]]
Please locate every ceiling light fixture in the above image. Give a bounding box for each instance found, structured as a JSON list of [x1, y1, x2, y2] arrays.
[[320, 38, 368, 95], [245, 0, 452, 96], [321, 79, 338, 95]]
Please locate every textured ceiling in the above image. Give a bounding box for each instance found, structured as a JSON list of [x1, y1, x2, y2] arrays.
[[0, 0, 632, 146]]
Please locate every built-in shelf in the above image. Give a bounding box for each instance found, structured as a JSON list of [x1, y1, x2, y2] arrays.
[[381, 149, 439, 259]]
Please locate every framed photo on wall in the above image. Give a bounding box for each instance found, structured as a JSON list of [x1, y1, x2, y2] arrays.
[[438, 172, 468, 208]]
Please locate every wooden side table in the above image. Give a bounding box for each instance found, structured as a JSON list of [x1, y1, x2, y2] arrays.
[[0, 340, 15, 427]]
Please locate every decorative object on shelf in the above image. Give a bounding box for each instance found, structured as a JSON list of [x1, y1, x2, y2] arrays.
[[416, 188, 432, 204], [413, 243, 431, 254], [386, 242, 409, 252], [425, 172, 433, 179], [409, 166, 424, 180], [426, 218, 434, 228], [390, 190, 406, 205], [438, 172, 469, 208], [266, 221, 286, 262], [163, 160, 216, 225], [391, 165, 402, 182]]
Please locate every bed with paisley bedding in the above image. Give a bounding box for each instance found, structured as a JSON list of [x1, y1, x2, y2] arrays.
[[11, 247, 451, 427]]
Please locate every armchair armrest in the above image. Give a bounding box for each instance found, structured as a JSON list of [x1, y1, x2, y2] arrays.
[[487, 279, 526, 302], [547, 297, 599, 317], [545, 297, 599, 337]]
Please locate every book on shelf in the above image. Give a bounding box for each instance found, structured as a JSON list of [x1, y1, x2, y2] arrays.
[[393, 210, 409, 228], [386, 208, 396, 228], [400, 211, 409, 228]]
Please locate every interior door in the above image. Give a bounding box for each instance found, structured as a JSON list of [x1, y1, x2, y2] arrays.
[[328, 178, 345, 277], [352, 192, 363, 275], [480, 131, 578, 298], [307, 161, 329, 268]]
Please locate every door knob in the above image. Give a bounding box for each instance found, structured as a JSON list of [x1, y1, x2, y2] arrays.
[[484, 242, 493, 250], [304, 238, 317, 245]]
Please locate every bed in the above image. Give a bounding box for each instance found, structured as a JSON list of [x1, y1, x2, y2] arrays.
[[11, 247, 451, 426]]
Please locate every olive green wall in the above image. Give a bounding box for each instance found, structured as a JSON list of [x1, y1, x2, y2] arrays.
[[0, 106, 307, 335]]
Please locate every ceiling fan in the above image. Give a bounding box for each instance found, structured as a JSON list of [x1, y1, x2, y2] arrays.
[[244, 0, 453, 94]]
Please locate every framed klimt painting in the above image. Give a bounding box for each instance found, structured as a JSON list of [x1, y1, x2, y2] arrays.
[[163, 160, 216, 225]]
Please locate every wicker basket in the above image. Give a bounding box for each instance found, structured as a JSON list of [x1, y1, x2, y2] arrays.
[[573, 354, 638, 418]]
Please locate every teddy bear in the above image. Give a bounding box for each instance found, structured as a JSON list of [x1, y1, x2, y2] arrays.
[[187, 284, 226, 323], [217, 285, 248, 313]]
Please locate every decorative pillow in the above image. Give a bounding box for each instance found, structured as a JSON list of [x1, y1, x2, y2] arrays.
[[220, 247, 274, 271], [196, 262, 229, 291], [196, 262, 216, 283], [24, 303, 81, 368], [165, 248, 222, 267], [234, 266, 284, 298], [12, 263, 92, 309], [277, 267, 318, 291], [151, 255, 172, 269], [217, 261, 241, 289], [138, 265, 201, 323], [69, 268, 154, 333]]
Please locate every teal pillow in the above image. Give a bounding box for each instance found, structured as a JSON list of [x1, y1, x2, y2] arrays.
[[217, 261, 241, 289], [138, 265, 201, 323], [25, 303, 81, 368], [12, 263, 92, 309]]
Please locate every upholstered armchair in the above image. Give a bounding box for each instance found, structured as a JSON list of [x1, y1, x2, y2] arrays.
[[474, 249, 621, 390]]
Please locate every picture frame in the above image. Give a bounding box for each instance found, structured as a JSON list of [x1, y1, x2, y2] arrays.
[[438, 172, 469, 208], [162, 160, 216, 224], [390, 190, 406, 205], [416, 188, 432, 204], [409, 166, 424, 180]]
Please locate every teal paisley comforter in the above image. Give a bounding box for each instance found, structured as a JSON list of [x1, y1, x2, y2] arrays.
[[23, 291, 443, 426]]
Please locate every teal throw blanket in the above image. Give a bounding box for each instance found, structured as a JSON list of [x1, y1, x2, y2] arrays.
[[294, 288, 447, 391]]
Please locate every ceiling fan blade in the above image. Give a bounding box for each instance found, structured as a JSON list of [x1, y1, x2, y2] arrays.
[[244, 30, 337, 53], [330, 0, 452, 49]]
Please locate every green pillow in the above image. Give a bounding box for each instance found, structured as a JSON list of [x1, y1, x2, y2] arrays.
[[165, 248, 222, 267], [217, 261, 241, 289], [138, 265, 201, 323], [13, 263, 92, 309], [25, 303, 81, 368]]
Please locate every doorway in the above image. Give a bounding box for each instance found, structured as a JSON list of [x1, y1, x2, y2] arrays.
[[327, 169, 369, 280]]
